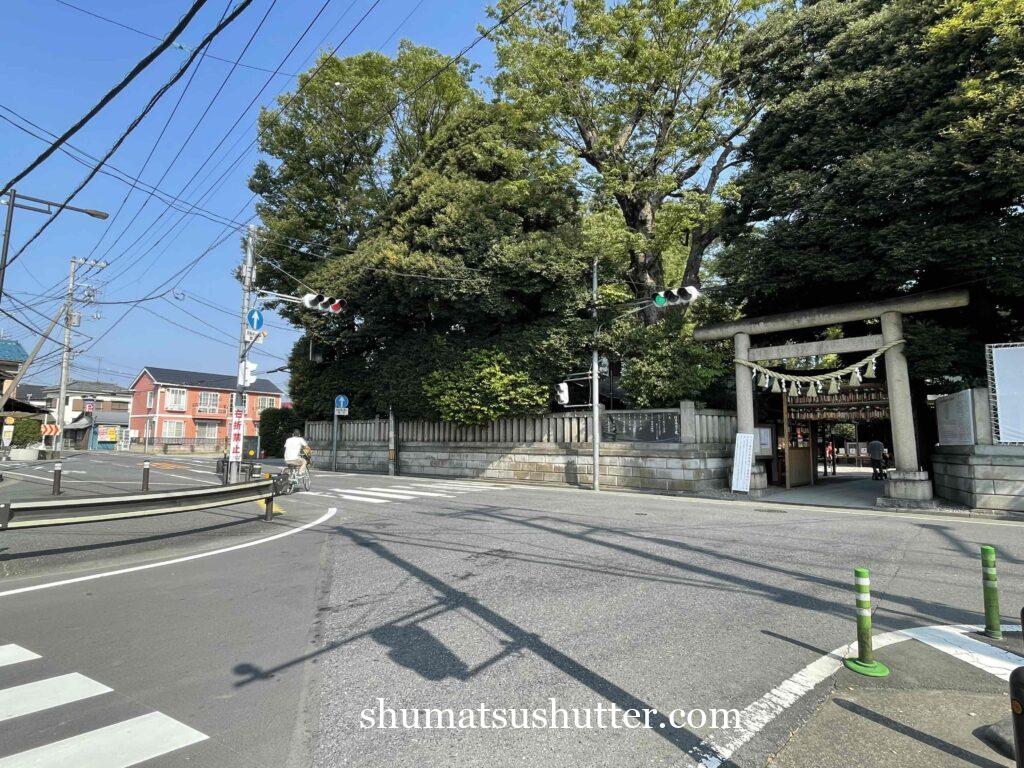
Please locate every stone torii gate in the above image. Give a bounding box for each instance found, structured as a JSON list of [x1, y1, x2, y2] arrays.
[[694, 289, 970, 507]]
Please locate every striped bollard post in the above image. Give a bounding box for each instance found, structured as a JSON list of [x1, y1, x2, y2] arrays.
[[981, 545, 1003, 640], [843, 567, 890, 677]]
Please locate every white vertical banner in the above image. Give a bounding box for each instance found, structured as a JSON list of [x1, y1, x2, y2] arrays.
[[989, 344, 1024, 444], [228, 408, 245, 462], [731, 432, 754, 493]]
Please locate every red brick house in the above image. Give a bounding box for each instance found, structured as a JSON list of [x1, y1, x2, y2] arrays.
[[129, 367, 283, 448]]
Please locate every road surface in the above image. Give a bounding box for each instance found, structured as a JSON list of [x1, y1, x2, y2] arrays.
[[1, 451, 1020, 767]]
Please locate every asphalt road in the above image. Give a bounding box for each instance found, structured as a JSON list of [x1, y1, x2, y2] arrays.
[[1, 452, 1022, 767]]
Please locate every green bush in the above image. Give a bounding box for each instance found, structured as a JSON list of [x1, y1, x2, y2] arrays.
[[11, 418, 40, 448], [258, 408, 304, 457], [423, 350, 547, 427]]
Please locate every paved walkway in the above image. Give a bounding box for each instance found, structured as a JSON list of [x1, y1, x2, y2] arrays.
[[763, 466, 884, 509]]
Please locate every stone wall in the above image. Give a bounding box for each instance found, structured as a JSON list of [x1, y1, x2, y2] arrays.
[[932, 444, 1024, 516], [310, 440, 733, 493]]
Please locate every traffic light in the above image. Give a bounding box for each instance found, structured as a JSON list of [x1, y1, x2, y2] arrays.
[[652, 285, 701, 308], [238, 361, 257, 387], [556, 382, 569, 405], [301, 293, 348, 313]]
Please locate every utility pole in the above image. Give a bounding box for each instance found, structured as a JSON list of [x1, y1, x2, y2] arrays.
[[55, 258, 106, 456], [229, 226, 256, 483], [591, 254, 601, 492]]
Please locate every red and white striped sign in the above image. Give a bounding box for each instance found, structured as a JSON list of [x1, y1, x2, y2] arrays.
[[41, 424, 61, 437]]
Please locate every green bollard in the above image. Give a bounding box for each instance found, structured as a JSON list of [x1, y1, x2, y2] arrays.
[[844, 567, 890, 677], [981, 545, 1003, 640]]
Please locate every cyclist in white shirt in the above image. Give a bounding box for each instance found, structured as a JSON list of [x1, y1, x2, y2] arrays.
[[283, 430, 310, 474]]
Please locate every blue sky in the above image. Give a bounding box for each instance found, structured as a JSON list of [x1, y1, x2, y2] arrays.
[[1, 0, 500, 398]]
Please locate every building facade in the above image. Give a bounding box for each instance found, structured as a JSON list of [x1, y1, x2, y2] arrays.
[[128, 367, 282, 449], [40, 380, 134, 450]]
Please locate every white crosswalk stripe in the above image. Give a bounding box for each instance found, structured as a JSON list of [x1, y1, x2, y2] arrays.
[[343, 489, 420, 501], [358, 486, 455, 498], [0, 646, 207, 766], [0, 645, 39, 668], [0, 673, 111, 722], [0, 712, 207, 768]]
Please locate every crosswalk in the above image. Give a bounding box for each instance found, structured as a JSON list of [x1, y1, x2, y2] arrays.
[[298, 479, 508, 505], [0, 643, 206, 766]]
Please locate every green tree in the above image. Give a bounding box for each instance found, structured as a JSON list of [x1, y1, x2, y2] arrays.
[[249, 43, 477, 308], [423, 350, 548, 426], [490, 0, 774, 322], [11, 418, 40, 448], [718, 0, 1024, 387], [288, 101, 588, 419], [258, 407, 304, 457]]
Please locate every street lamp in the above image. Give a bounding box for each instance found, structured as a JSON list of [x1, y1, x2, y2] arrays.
[[0, 189, 109, 303]]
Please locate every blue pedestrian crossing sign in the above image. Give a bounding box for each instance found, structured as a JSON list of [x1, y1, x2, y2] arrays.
[[335, 395, 349, 409], [246, 308, 264, 332]]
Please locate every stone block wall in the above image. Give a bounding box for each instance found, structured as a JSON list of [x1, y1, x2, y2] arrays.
[[933, 444, 1024, 515], [309, 439, 733, 493]]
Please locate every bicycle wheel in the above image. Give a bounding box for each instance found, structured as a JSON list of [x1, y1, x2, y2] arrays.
[[300, 468, 311, 491]]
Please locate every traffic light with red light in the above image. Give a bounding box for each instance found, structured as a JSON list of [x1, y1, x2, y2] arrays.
[[301, 293, 348, 314]]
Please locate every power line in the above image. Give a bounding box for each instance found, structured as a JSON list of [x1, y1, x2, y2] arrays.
[[1, 0, 212, 196], [51, 0, 299, 78], [82, 0, 234, 264], [5, 0, 257, 268], [86, 0, 285, 273], [92, 0, 341, 287]]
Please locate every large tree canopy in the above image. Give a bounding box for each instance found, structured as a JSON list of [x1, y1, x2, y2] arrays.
[[718, 0, 1024, 385], [249, 43, 476, 309], [490, 0, 773, 322], [286, 101, 588, 419]]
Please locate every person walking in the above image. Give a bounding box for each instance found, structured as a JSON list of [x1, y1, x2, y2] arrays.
[[867, 438, 886, 480]]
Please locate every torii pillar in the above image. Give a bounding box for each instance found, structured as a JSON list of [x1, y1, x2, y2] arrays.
[[695, 290, 970, 509]]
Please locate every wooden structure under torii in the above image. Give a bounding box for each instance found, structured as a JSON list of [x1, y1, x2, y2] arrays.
[[694, 289, 970, 507]]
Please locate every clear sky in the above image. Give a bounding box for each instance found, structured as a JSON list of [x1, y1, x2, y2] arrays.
[[1, 0, 500, 398]]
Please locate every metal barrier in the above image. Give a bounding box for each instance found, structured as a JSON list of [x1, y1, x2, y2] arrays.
[[0, 479, 276, 529]]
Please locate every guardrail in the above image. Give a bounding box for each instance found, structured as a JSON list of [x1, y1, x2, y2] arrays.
[[0, 479, 276, 530]]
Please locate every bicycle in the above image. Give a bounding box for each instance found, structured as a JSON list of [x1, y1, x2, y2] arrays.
[[276, 462, 311, 495]]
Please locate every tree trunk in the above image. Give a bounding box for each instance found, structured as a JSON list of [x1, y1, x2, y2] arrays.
[[616, 194, 663, 325]]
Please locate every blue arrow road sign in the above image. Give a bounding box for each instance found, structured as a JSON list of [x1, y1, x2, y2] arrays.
[[335, 394, 349, 409], [246, 308, 264, 332]]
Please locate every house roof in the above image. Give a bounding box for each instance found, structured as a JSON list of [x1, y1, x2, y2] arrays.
[[16, 382, 48, 401], [42, 380, 132, 397], [135, 366, 282, 394], [0, 340, 28, 364]]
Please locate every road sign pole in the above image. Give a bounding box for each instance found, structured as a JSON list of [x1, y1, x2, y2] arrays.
[[332, 411, 338, 473]]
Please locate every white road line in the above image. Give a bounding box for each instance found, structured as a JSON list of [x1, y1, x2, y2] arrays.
[[909, 625, 1024, 681], [0, 711, 208, 767], [0, 673, 111, 722], [0, 508, 338, 599], [359, 486, 454, 498], [188, 470, 217, 475], [427, 481, 507, 490], [343, 489, 419, 501], [0, 645, 40, 668], [690, 623, 1019, 767], [336, 494, 389, 504]]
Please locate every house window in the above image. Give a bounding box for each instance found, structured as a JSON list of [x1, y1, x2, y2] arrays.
[[231, 393, 248, 410], [165, 388, 187, 412], [162, 420, 185, 440], [110, 401, 129, 411], [195, 420, 219, 440], [198, 391, 220, 413], [257, 395, 276, 412], [146, 391, 154, 409]]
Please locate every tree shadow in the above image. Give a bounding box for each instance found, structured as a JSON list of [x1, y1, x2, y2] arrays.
[[233, 525, 738, 766]]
